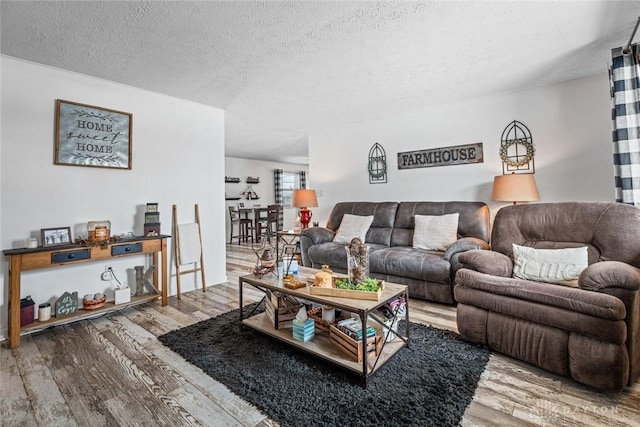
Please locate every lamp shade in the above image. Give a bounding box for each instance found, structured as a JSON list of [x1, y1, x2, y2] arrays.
[[491, 173, 540, 202], [292, 189, 318, 208]]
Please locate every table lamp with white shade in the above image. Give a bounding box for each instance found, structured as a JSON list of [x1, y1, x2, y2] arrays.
[[491, 172, 540, 204]]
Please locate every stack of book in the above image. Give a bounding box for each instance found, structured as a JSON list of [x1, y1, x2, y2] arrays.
[[336, 317, 377, 341], [292, 318, 315, 342]]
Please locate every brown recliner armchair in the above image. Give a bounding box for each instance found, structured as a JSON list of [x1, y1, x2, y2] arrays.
[[454, 202, 640, 391]]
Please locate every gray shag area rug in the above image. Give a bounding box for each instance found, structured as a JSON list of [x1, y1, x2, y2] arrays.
[[159, 302, 490, 427]]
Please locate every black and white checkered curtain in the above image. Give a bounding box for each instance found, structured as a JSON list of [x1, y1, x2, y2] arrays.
[[299, 171, 307, 189], [611, 44, 640, 205], [273, 168, 284, 230]]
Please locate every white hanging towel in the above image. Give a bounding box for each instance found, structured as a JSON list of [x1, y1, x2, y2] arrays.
[[177, 223, 201, 264]]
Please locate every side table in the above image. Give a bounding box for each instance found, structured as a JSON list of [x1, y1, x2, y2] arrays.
[[275, 229, 301, 264]]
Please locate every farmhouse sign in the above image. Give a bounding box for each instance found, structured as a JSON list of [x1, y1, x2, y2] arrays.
[[397, 142, 483, 170], [55, 99, 132, 170]]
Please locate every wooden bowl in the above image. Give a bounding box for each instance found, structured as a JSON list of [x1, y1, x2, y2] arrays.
[[83, 295, 106, 310]]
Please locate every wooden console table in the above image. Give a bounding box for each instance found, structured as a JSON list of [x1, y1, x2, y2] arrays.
[[3, 235, 169, 348]]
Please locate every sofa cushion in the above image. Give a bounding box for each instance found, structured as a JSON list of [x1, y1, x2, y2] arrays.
[[455, 270, 628, 345], [455, 269, 626, 321], [413, 213, 459, 251], [490, 202, 640, 269], [512, 244, 588, 287], [325, 202, 398, 246], [333, 214, 374, 243], [369, 247, 450, 285], [391, 201, 490, 247]]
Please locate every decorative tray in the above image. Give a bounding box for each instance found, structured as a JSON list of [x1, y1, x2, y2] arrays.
[[309, 279, 384, 301]]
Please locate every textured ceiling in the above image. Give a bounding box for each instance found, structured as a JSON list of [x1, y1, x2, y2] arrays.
[[1, 1, 638, 165]]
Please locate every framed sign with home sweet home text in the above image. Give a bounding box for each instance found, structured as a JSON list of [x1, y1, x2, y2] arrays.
[[54, 99, 133, 170]]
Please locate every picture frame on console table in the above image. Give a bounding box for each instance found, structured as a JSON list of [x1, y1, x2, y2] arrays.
[[54, 99, 133, 170], [41, 226, 72, 247]]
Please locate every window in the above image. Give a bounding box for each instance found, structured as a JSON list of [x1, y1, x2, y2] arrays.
[[281, 172, 299, 207]]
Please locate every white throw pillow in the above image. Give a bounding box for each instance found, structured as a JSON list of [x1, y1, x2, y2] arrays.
[[412, 213, 459, 251], [512, 244, 588, 287], [333, 214, 374, 243]]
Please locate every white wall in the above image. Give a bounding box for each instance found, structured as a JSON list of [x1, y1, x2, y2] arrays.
[[309, 73, 614, 224], [0, 57, 227, 339], [224, 157, 309, 239]]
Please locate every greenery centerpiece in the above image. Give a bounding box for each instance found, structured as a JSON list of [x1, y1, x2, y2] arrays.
[[309, 238, 383, 300], [334, 277, 381, 292], [339, 237, 383, 293]]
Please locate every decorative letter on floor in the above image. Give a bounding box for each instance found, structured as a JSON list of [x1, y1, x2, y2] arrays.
[[134, 265, 158, 296]]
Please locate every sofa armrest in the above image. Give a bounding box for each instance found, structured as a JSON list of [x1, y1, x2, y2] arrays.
[[300, 227, 336, 267], [300, 227, 335, 245], [444, 237, 489, 261], [457, 250, 513, 277], [579, 261, 640, 292]]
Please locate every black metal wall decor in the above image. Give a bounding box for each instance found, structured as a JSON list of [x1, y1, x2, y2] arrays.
[[368, 143, 387, 184], [500, 120, 535, 174]]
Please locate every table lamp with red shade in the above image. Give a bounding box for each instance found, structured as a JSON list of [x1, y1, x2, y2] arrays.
[[292, 189, 318, 228]]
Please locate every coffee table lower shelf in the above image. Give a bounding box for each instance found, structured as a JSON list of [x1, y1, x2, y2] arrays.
[[242, 312, 406, 378]]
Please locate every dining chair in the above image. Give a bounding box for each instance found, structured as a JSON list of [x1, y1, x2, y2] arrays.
[[228, 206, 253, 244], [256, 204, 280, 243]]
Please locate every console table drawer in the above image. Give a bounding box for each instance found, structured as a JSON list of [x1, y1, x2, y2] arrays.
[[111, 243, 143, 256], [51, 249, 91, 264]]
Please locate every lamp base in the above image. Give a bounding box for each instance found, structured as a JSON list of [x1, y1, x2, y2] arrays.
[[299, 208, 312, 229]]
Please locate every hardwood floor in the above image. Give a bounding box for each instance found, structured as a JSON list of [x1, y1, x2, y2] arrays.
[[2, 244, 639, 426]]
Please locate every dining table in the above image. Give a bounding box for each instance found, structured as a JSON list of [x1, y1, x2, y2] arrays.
[[238, 206, 268, 242]]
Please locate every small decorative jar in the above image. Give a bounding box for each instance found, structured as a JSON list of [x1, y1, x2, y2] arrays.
[[322, 305, 335, 322], [38, 303, 51, 322]]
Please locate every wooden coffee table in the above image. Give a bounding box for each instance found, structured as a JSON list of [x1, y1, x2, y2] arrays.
[[239, 267, 410, 387]]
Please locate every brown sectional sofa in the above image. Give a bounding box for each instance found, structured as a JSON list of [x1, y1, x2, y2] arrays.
[[455, 202, 640, 391], [300, 201, 490, 304]]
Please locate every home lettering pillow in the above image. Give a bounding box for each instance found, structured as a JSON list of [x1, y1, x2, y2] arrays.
[[512, 244, 588, 287], [333, 214, 374, 243], [412, 213, 459, 251]]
